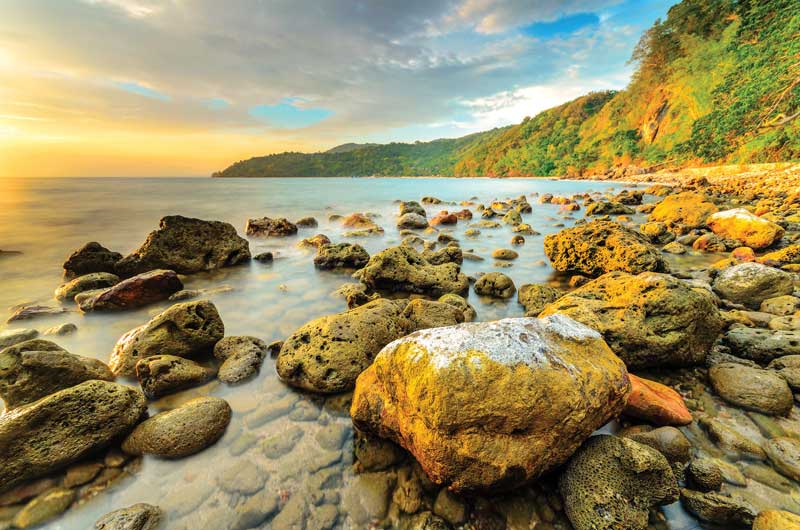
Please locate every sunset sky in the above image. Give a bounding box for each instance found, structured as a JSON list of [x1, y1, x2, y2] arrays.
[[0, 0, 674, 177]]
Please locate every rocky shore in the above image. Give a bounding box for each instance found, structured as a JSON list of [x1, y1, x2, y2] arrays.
[[0, 170, 799, 530]]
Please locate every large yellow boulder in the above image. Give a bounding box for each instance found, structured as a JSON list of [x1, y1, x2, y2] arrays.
[[706, 208, 784, 250], [648, 192, 718, 228], [753, 510, 800, 530], [351, 315, 630, 492]]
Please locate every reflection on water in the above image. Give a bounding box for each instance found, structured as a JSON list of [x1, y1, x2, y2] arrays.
[[0, 177, 789, 529]]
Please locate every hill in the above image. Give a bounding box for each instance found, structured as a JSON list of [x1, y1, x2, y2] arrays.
[[214, 0, 800, 178]]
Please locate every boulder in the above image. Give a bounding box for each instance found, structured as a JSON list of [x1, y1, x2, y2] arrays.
[[639, 221, 675, 244], [62, 242, 122, 279], [760, 295, 800, 315], [245, 216, 298, 237], [342, 213, 379, 229], [55, 272, 120, 302], [559, 435, 678, 530], [314, 243, 369, 270], [759, 244, 800, 266], [78, 269, 183, 312], [95, 503, 162, 530], [686, 458, 723, 492], [712, 262, 794, 309], [397, 213, 429, 229], [540, 271, 723, 368], [473, 272, 516, 299], [351, 315, 630, 491], [648, 192, 718, 228], [679, 489, 756, 527], [544, 220, 668, 276], [753, 510, 800, 530], [707, 208, 784, 250], [517, 284, 563, 317], [430, 211, 457, 226], [402, 299, 465, 331], [12, 488, 75, 528], [276, 298, 410, 393], [491, 248, 518, 260], [585, 201, 634, 216], [0, 328, 38, 350], [135, 355, 216, 399], [623, 374, 692, 426], [400, 201, 426, 217], [764, 437, 800, 481], [0, 339, 114, 409], [768, 355, 800, 390], [709, 363, 793, 416], [723, 327, 800, 362], [116, 216, 250, 276], [213, 336, 268, 384], [295, 216, 318, 228], [437, 293, 476, 322], [297, 233, 331, 249], [355, 245, 468, 296], [109, 300, 224, 376], [122, 397, 231, 458], [0, 380, 146, 491], [623, 426, 691, 463]]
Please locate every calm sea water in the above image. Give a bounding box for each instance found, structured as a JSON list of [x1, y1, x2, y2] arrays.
[[0, 177, 708, 530]]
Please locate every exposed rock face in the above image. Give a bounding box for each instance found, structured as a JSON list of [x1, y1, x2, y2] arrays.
[[355, 245, 469, 296], [245, 216, 298, 237], [0, 380, 146, 492], [707, 208, 784, 250], [648, 191, 719, 228], [135, 355, 216, 399], [109, 300, 224, 376], [0, 339, 114, 409], [95, 503, 162, 530], [517, 284, 564, 317], [540, 272, 723, 368], [277, 299, 410, 393], [55, 272, 120, 302], [712, 262, 794, 309], [623, 374, 692, 426], [351, 316, 630, 492], [473, 272, 516, 299], [116, 216, 250, 276], [213, 336, 268, 384], [122, 397, 231, 458], [559, 435, 678, 530], [62, 242, 122, 279], [544, 220, 668, 276], [709, 363, 793, 416], [78, 269, 183, 312], [314, 243, 369, 270]]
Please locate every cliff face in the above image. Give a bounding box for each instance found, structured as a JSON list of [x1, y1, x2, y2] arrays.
[[215, 0, 800, 178]]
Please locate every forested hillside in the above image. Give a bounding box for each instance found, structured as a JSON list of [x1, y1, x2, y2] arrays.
[[215, 0, 800, 178]]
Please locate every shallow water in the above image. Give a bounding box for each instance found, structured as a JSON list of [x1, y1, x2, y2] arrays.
[[0, 177, 790, 529]]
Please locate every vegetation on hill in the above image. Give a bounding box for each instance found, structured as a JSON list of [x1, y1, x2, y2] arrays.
[[215, 0, 800, 178]]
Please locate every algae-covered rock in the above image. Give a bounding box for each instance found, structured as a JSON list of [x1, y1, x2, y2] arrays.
[[707, 208, 784, 250], [517, 284, 563, 317], [585, 201, 634, 216], [122, 397, 231, 458], [648, 192, 718, 228], [351, 315, 630, 491], [55, 272, 120, 302], [355, 245, 468, 296], [214, 335, 268, 384], [437, 293, 476, 322], [709, 363, 793, 416], [13, 488, 75, 528], [764, 437, 800, 481], [276, 298, 410, 393], [540, 271, 723, 368], [712, 261, 794, 309], [544, 220, 668, 276], [402, 299, 464, 331], [135, 355, 216, 399], [245, 216, 298, 237], [62, 242, 122, 279], [116, 215, 250, 276], [397, 213, 429, 229], [314, 243, 369, 270], [559, 435, 678, 530], [0, 339, 114, 409], [473, 272, 516, 299], [622, 426, 691, 463], [109, 300, 224, 376], [0, 380, 146, 491], [724, 327, 800, 362], [753, 510, 800, 530], [679, 489, 756, 527]]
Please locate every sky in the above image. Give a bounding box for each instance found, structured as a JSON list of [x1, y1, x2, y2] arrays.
[[0, 0, 675, 177]]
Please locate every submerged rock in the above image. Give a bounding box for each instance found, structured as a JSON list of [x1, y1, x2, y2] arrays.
[[559, 435, 678, 530], [122, 397, 231, 458], [7, 305, 68, 323], [109, 300, 224, 376], [0, 380, 146, 491], [116, 215, 250, 276], [707, 208, 784, 250], [351, 315, 630, 491], [764, 437, 800, 481], [544, 220, 668, 276], [135, 355, 216, 399], [679, 489, 756, 527], [12, 488, 75, 528], [277, 298, 410, 393], [540, 271, 723, 368], [709, 363, 793, 416], [355, 245, 468, 296], [95, 503, 162, 530], [78, 269, 183, 312], [314, 243, 370, 270], [55, 272, 120, 302], [712, 262, 794, 309], [214, 335, 268, 384], [62, 242, 122, 279], [0, 339, 114, 409], [245, 216, 298, 237]]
